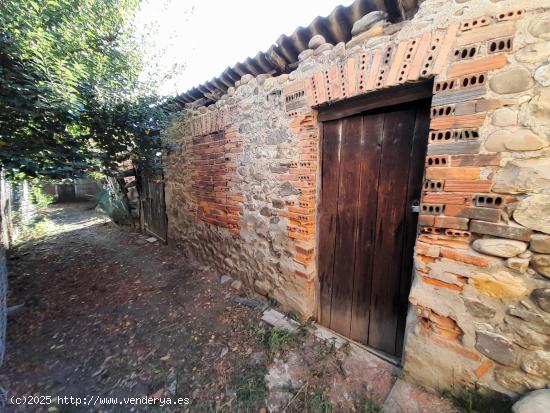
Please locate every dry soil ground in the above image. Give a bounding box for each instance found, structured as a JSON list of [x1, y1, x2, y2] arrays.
[[0, 202, 461, 413], [2, 203, 273, 412]]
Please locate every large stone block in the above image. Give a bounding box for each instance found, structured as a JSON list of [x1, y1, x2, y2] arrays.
[[475, 331, 516, 366], [493, 158, 550, 194], [472, 238, 527, 258], [484, 129, 548, 152], [516, 42, 550, 64], [489, 68, 533, 94], [513, 195, 550, 234], [472, 271, 527, 299]]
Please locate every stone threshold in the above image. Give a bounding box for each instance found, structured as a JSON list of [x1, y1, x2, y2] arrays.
[[261, 308, 456, 413], [262, 308, 400, 366]]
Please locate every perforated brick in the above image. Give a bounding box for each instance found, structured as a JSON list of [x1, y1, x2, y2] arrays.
[[408, 32, 432, 81], [496, 9, 525, 21], [488, 37, 513, 54], [426, 155, 449, 167], [474, 194, 504, 208], [456, 21, 515, 46], [421, 203, 445, 215], [460, 16, 491, 31], [424, 180, 444, 192], [431, 105, 456, 118], [453, 45, 479, 61]]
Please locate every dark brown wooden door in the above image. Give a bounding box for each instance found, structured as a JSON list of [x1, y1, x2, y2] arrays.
[[318, 99, 430, 358]]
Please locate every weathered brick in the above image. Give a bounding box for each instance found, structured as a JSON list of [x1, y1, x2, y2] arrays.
[[408, 31, 432, 81], [418, 234, 470, 249], [445, 205, 502, 222], [386, 40, 408, 86], [304, 77, 316, 106], [419, 214, 436, 226], [440, 247, 491, 267], [325, 65, 340, 101], [366, 48, 383, 90], [420, 275, 464, 292], [448, 54, 508, 78], [444, 180, 493, 193], [434, 215, 470, 230], [430, 113, 486, 129], [345, 57, 357, 97], [469, 220, 533, 241], [426, 167, 480, 180], [313, 71, 327, 104], [432, 23, 459, 75], [423, 193, 473, 205], [415, 242, 441, 257], [451, 154, 501, 167]]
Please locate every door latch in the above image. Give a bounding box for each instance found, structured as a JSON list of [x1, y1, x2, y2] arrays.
[[411, 200, 420, 214]]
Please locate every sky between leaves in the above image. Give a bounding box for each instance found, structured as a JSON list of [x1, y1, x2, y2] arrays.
[[133, 0, 354, 97]]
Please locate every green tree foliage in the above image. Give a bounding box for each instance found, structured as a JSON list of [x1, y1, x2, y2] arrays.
[[0, 0, 173, 179]]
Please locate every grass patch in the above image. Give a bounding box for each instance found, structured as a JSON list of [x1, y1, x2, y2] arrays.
[[266, 327, 300, 353], [308, 388, 332, 413], [441, 388, 513, 413], [235, 366, 268, 412], [360, 397, 383, 413]]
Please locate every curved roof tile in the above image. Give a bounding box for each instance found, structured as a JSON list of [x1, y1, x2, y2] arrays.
[[173, 0, 417, 107]]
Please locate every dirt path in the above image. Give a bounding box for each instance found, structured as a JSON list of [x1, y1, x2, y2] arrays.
[[1, 203, 269, 412], [0, 203, 460, 413]]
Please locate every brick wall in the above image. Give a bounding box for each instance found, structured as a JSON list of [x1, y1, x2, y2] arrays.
[[165, 0, 550, 395]]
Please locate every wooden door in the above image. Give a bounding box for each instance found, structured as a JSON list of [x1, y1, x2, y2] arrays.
[[140, 173, 168, 243], [318, 98, 430, 358]]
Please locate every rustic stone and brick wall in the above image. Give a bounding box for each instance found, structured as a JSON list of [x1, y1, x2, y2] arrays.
[[165, 0, 550, 396]]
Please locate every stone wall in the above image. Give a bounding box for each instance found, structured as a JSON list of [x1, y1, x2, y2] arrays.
[[165, 0, 550, 396]]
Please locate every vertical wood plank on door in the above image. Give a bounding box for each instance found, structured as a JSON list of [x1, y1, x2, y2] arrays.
[[318, 120, 342, 326], [349, 113, 384, 344], [368, 108, 417, 356], [329, 116, 364, 337], [394, 101, 431, 357]]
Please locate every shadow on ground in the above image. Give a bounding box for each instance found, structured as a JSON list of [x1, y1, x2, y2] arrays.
[[1, 202, 462, 413], [2, 203, 268, 412]]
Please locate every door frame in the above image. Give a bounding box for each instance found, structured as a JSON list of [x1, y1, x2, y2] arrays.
[[314, 81, 433, 360]]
